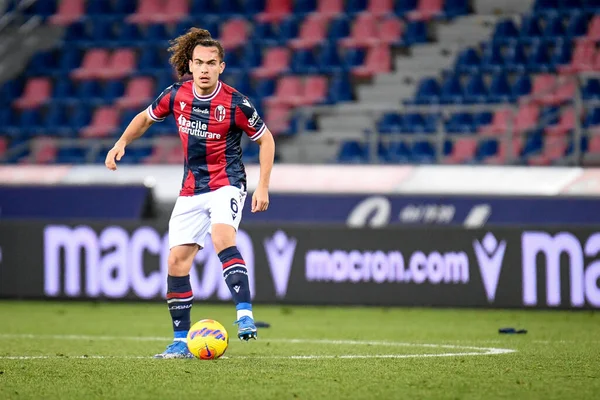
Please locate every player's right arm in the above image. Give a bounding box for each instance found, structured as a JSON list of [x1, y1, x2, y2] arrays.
[[105, 85, 173, 171]]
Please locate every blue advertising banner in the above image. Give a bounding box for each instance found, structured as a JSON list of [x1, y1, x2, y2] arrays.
[[241, 194, 600, 227]]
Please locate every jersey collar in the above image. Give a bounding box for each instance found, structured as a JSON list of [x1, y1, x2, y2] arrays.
[[193, 81, 222, 101]]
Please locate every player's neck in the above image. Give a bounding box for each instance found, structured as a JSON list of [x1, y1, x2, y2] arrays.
[[193, 81, 219, 97]]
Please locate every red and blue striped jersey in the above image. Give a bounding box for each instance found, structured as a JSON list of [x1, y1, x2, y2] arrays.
[[146, 80, 267, 196]]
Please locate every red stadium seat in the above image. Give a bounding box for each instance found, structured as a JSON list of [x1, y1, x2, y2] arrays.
[[81, 106, 119, 138], [264, 105, 291, 135], [255, 0, 292, 23], [166, 143, 184, 163], [116, 77, 155, 109], [49, 0, 84, 25], [545, 108, 576, 136], [484, 137, 523, 164], [251, 47, 291, 79], [301, 75, 328, 105], [71, 49, 110, 80], [478, 108, 513, 136], [528, 74, 557, 99], [445, 137, 477, 164], [264, 76, 303, 107], [144, 137, 180, 164], [351, 44, 392, 78], [587, 135, 600, 154], [538, 79, 576, 106], [340, 13, 380, 48], [0, 137, 7, 159], [407, 0, 443, 22], [99, 49, 137, 80], [367, 0, 395, 17], [527, 137, 568, 165], [379, 16, 404, 44], [579, 15, 600, 44], [315, 0, 344, 19], [513, 104, 540, 134], [159, 0, 189, 24], [13, 78, 51, 109], [127, 0, 163, 24], [220, 18, 249, 50], [289, 14, 329, 50], [29, 137, 58, 164], [558, 41, 595, 74]]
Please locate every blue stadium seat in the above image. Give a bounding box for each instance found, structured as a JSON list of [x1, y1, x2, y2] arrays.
[[252, 21, 280, 46], [240, 43, 262, 68], [480, 43, 504, 72], [477, 139, 499, 160], [253, 78, 276, 101], [215, 0, 246, 16], [377, 113, 403, 134], [549, 40, 572, 67], [385, 141, 412, 163], [512, 74, 532, 98], [294, 0, 316, 15], [138, 47, 163, 75], [412, 141, 436, 163], [533, 0, 559, 14], [224, 51, 243, 73], [454, 47, 480, 74], [23, 0, 57, 17], [45, 104, 72, 136], [543, 15, 566, 40], [291, 49, 319, 74], [402, 21, 428, 45], [584, 0, 600, 12], [104, 81, 125, 101], [342, 48, 366, 70], [446, 113, 475, 134], [87, 0, 113, 16], [492, 19, 519, 44], [401, 113, 427, 133], [337, 140, 368, 163], [117, 23, 144, 47], [473, 112, 493, 128], [412, 77, 441, 105], [222, 71, 252, 95], [52, 80, 75, 103], [519, 15, 543, 43], [113, 1, 136, 15], [559, 0, 583, 11], [191, 0, 218, 15], [76, 81, 103, 106], [317, 43, 345, 74], [583, 79, 600, 100], [57, 147, 88, 164], [328, 16, 351, 41], [395, 0, 417, 17], [565, 12, 589, 38], [444, 0, 469, 18], [504, 42, 527, 72], [527, 41, 551, 72], [64, 22, 87, 43], [279, 16, 300, 44], [89, 19, 116, 47], [27, 51, 58, 77], [0, 79, 23, 103], [488, 72, 512, 103], [346, 0, 368, 15], [146, 24, 171, 46], [70, 108, 92, 132], [464, 74, 489, 104], [439, 74, 464, 104], [521, 130, 544, 157], [326, 73, 353, 104], [584, 108, 600, 127]]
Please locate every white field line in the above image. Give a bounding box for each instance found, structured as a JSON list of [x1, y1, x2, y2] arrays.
[[0, 333, 516, 360]]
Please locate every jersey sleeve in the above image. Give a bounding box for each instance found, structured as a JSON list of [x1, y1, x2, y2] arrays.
[[146, 85, 173, 122], [234, 97, 267, 141]]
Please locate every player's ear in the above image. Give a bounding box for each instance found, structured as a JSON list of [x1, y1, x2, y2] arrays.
[[188, 59, 193, 74], [219, 61, 225, 74]]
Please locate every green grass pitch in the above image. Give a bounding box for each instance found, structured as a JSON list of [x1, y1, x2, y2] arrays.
[[0, 301, 598, 399]]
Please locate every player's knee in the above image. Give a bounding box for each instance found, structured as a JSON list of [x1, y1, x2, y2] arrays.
[[168, 252, 191, 275], [211, 234, 235, 254]]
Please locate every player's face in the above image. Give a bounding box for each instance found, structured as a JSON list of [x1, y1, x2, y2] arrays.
[[189, 45, 225, 94]]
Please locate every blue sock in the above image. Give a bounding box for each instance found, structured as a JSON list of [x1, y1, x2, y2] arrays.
[[219, 246, 252, 308], [167, 275, 193, 340]]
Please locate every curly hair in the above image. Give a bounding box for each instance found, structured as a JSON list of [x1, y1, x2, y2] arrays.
[[168, 28, 225, 78]]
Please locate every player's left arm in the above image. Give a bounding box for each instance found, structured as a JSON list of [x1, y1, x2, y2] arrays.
[[235, 97, 275, 213], [252, 129, 275, 213]]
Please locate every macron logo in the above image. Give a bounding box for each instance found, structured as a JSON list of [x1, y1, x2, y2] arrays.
[[473, 233, 507, 302], [233, 285, 240, 293], [264, 231, 297, 299], [180, 101, 187, 110]]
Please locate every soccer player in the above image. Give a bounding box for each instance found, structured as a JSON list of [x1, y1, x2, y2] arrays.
[[104, 28, 275, 359]]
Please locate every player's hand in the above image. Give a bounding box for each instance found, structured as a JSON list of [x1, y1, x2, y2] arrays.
[[105, 142, 126, 171], [251, 187, 269, 213]]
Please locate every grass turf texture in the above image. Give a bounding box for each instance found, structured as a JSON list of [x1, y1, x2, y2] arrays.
[[0, 301, 598, 399]]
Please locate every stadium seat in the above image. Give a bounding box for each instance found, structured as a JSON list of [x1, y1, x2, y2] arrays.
[[80, 106, 120, 138], [71, 49, 110, 80], [479, 108, 514, 135], [99, 49, 137, 80], [407, 0, 443, 22], [527, 136, 568, 165], [315, 0, 344, 18], [263, 76, 303, 107], [159, 0, 190, 24], [379, 16, 405, 45], [220, 18, 249, 50], [559, 41, 595, 73], [340, 13, 380, 48], [545, 107, 576, 136], [13, 78, 51, 109], [445, 137, 477, 163], [264, 104, 292, 135], [351, 44, 391, 78], [127, 0, 163, 24], [116, 77, 155, 109], [251, 47, 291, 78], [289, 14, 328, 49], [580, 15, 600, 43], [366, 0, 394, 16], [255, 0, 292, 23], [49, 0, 84, 25]]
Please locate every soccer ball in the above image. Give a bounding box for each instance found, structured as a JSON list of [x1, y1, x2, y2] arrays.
[[187, 319, 229, 360]]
